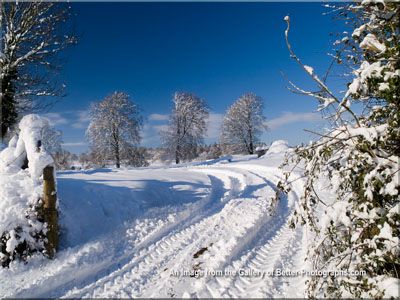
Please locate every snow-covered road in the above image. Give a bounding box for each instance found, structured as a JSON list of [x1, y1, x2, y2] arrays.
[[0, 145, 309, 298]]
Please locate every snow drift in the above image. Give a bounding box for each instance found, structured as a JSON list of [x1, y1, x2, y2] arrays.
[[266, 140, 290, 155]]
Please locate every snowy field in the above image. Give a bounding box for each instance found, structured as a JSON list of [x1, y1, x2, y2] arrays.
[[0, 142, 314, 298]]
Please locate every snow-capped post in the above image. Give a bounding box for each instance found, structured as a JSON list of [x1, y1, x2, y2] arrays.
[[42, 165, 58, 258], [34, 138, 58, 257]]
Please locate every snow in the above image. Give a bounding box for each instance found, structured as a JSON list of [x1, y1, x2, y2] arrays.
[[361, 0, 385, 5], [266, 140, 290, 155], [0, 114, 55, 262], [346, 61, 384, 97], [360, 33, 386, 53], [304, 65, 314, 75], [15, 114, 54, 179], [0, 170, 44, 238], [352, 24, 366, 38], [378, 82, 389, 91], [0, 142, 314, 298], [255, 145, 268, 151], [376, 277, 400, 299], [0, 139, 397, 298]]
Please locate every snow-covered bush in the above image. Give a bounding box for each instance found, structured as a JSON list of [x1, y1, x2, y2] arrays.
[[282, 1, 399, 298], [0, 114, 55, 267], [125, 147, 149, 167]]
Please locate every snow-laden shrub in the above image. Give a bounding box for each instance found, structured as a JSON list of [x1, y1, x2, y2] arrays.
[[281, 1, 399, 298], [0, 114, 55, 267], [290, 109, 399, 298], [125, 147, 149, 167]]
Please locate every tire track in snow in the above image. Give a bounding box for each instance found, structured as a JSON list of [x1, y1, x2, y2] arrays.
[[20, 161, 304, 299], [61, 172, 247, 298], [12, 171, 239, 299], [136, 166, 288, 298], [198, 166, 307, 298]]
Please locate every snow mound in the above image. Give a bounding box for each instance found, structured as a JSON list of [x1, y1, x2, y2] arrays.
[[266, 140, 290, 155], [0, 114, 55, 266]]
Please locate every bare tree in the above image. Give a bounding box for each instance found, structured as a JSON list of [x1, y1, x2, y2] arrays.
[[0, 1, 77, 141], [161, 92, 209, 164], [86, 92, 143, 168], [220, 93, 267, 154]]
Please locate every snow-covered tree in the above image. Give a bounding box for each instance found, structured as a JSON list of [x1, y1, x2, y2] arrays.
[[0, 1, 77, 141], [161, 92, 209, 164], [41, 123, 62, 156], [86, 92, 143, 168], [220, 93, 267, 154], [281, 2, 399, 298]]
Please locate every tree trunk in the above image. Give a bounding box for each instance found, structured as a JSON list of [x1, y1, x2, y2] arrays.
[[114, 127, 120, 168], [249, 141, 254, 154], [175, 144, 180, 164], [175, 124, 181, 164], [248, 128, 254, 154], [115, 146, 120, 168], [1, 71, 18, 141]]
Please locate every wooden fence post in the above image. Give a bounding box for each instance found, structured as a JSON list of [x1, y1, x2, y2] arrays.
[[42, 165, 58, 258]]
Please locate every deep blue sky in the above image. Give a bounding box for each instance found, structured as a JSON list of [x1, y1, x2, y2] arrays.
[[47, 2, 347, 153]]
